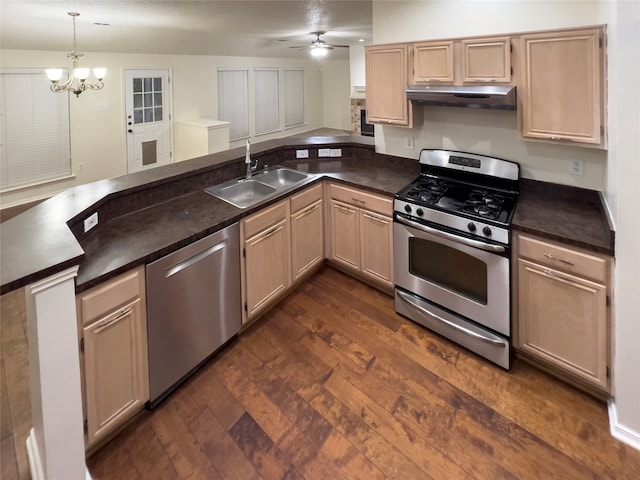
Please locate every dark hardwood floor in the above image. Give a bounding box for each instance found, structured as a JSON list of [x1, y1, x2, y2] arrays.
[[2, 266, 640, 479]]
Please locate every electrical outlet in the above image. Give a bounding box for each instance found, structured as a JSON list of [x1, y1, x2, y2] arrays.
[[405, 137, 415, 149], [318, 148, 331, 157], [329, 148, 342, 157], [83, 212, 99, 233], [569, 159, 584, 176], [296, 149, 309, 159]]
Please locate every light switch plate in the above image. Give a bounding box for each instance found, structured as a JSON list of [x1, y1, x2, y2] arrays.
[[318, 148, 331, 157], [329, 148, 342, 157], [296, 149, 309, 158]]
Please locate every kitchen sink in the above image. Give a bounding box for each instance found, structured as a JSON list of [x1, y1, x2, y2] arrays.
[[205, 166, 312, 209], [256, 168, 309, 188]]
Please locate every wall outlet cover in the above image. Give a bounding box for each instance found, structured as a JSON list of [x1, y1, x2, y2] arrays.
[[405, 137, 415, 149], [318, 148, 331, 157], [296, 149, 309, 159], [569, 159, 585, 176], [84, 212, 99, 233], [329, 148, 342, 157]]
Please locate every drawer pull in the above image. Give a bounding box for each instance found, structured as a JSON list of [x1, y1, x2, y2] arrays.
[[95, 305, 133, 331], [261, 225, 282, 239], [336, 204, 356, 213], [300, 203, 320, 216], [364, 213, 388, 225], [351, 197, 366, 206], [543, 253, 575, 266]]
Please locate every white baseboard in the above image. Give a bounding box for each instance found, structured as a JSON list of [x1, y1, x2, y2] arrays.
[[26, 430, 44, 480], [27, 429, 93, 480], [608, 398, 640, 451]]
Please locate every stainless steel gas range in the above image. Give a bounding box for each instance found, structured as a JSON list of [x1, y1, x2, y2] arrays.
[[393, 149, 520, 369]]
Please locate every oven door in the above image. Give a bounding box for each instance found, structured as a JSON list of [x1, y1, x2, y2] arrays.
[[394, 215, 510, 336]]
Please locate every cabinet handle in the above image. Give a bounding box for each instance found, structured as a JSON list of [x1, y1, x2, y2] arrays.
[[336, 204, 356, 213], [544, 135, 577, 142], [299, 203, 320, 216], [94, 305, 134, 332], [261, 224, 282, 239], [351, 197, 366, 206], [543, 253, 575, 266], [363, 212, 388, 225]]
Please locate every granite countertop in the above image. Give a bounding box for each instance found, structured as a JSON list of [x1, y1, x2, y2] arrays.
[[512, 178, 615, 256], [1, 136, 615, 296]]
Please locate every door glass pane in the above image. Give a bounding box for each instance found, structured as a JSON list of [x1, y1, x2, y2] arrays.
[[132, 76, 163, 125], [409, 237, 488, 304]]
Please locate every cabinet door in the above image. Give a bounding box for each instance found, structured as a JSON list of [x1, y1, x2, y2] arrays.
[[83, 299, 148, 446], [291, 199, 324, 282], [359, 210, 393, 288], [366, 44, 412, 126], [329, 199, 360, 270], [518, 259, 608, 390], [461, 37, 511, 83], [520, 28, 604, 146], [245, 219, 291, 319], [412, 41, 454, 83]]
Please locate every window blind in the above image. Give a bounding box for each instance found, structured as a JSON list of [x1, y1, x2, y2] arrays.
[[284, 69, 304, 128], [0, 70, 71, 191], [217, 69, 249, 140], [254, 69, 279, 135]]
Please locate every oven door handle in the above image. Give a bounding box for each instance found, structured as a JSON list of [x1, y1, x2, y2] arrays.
[[397, 290, 506, 347], [395, 215, 506, 253]]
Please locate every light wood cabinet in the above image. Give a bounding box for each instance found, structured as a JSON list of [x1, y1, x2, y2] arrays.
[[411, 41, 454, 83], [290, 184, 324, 282], [242, 200, 291, 322], [460, 36, 511, 83], [519, 27, 605, 147], [365, 44, 414, 127], [515, 234, 610, 392], [76, 267, 149, 448], [328, 183, 393, 290]]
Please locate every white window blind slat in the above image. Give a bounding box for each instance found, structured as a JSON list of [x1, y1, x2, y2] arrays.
[[0, 70, 71, 191]]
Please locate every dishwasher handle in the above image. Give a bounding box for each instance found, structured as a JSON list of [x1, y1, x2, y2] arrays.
[[165, 240, 228, 278]]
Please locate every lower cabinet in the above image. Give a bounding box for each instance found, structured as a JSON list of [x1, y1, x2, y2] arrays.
[[242, 200, 291, 322], [290, 184, 324, 282], [328, 183, 393, 290], [515, 233, 610, 393], [76, 266, 149, 449]]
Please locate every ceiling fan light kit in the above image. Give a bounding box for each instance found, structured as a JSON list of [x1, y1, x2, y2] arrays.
[[46, 12, 106, 97], [291, 31, 349, 58]]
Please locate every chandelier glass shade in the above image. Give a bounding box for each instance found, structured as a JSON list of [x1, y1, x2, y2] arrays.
[[46, 12, 105, 97]]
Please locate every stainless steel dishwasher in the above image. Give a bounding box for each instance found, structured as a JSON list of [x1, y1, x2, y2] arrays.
[[146, 223, 241, 407]]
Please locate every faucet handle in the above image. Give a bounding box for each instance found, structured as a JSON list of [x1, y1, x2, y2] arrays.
[[251, 159, 259, 171]]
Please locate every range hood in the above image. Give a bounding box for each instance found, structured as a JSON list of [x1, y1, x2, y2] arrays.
[[406, 85, 517, 110]]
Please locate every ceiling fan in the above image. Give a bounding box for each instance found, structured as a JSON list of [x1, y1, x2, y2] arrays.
[[290, 31, 349, 57]]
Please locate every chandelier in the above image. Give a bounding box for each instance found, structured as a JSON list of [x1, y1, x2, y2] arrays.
[[46, 12, 105, 97]]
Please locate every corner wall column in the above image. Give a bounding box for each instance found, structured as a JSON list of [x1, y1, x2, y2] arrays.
[[24, 266, 89, 479]]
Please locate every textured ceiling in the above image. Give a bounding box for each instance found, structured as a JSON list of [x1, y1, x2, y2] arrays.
[[0, 1, 373, 60]]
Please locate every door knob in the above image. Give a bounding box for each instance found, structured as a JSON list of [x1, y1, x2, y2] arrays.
[[128, 129, 133, 133]]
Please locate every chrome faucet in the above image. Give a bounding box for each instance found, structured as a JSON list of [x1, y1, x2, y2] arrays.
[[245, 140, 258, 179]]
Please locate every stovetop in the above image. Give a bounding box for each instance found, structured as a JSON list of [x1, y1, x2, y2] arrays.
[[396, 175, 518, 226]]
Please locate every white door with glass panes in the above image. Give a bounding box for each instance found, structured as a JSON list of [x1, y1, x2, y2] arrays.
[[125, 69, 172, 173]]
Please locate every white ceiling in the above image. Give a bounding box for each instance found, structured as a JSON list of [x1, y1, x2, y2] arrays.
[[0, 1, 373, 60]]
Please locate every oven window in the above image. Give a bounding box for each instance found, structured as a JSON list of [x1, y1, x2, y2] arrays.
[[409, 237, 487, 304]]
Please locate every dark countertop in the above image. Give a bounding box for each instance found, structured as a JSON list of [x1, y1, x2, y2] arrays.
[[512, 178, 615, 256], [1, 135, 419, 295], [1, 137, 615, 295]]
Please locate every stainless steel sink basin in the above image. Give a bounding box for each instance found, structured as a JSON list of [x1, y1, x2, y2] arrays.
[[256, 168, 309, 188], [205, 166, 312, 209], [205, 180, 276, 209]]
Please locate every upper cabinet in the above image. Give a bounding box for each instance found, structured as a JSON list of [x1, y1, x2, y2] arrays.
[[365, 44, 414, 127], [519, 27, 606, 148], [460, 37, 512, 83], [411, 41, 454, 83]]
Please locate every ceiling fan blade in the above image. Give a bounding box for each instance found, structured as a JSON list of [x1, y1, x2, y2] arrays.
[[289, 45, 311, 49], [327, 44, 350, 49]]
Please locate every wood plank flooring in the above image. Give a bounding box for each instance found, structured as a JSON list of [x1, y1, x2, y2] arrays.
[[2, 266, 640, 479]]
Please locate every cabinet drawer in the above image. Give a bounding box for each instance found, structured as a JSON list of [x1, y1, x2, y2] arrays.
[[518, 234, 608, 283], [291, 183, 323, 214], [243, 200, 288, 239], [329, 183, 392, 216], [78, 268, 143, 326]]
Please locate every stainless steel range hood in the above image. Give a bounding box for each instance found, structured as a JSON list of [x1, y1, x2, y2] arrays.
[[406, 85, 517, 110]]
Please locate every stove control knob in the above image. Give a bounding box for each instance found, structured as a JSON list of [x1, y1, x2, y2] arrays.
[[483, 226, 492, 236], [467, 222, 476, 232], [404, 204, 412, 214], [416, 208, 424, 217]]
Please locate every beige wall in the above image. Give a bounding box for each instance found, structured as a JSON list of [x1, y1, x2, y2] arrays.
[[321, 59, 351, 130], [370, 0, 640, 449], [1, 51, 330, 208]]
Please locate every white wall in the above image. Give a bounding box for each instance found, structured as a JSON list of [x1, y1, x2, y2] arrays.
[[1, 50, 330, 208], [321, 59, 351, 130]]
